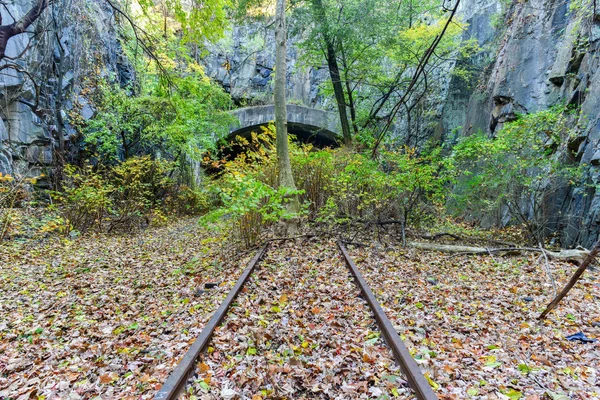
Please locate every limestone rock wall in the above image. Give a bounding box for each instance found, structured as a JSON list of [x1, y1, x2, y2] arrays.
[[201, 20, 330, 108]]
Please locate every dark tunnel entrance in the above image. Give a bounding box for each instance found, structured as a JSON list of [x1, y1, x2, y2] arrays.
[[215, 122, 341, 164]]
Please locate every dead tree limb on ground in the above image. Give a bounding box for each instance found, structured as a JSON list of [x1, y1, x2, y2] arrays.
[[406, 241, 590, 263], [538, 238, 600, 320], [538, 242, 557, 297]]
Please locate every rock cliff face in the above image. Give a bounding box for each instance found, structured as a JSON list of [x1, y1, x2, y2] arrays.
[[0, 0, 132, 180], [201, 20, 330, 108], [440, 0, 600, 247]]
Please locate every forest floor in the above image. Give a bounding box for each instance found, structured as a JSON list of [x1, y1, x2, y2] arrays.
[[0, 218, 599, 399], [346, 239, 600, 399], [0, 217, 250, 399]]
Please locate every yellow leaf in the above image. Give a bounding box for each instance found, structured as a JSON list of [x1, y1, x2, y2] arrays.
[[198, 362, 210, 373], [424, 373, 440, 390]]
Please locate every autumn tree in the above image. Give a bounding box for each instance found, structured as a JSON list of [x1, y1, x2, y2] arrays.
[[274, 0, 299, 234]]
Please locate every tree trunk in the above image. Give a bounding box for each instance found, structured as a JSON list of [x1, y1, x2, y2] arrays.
[[340, 45, 359, 136], [310, 0, 352, 145], [0, 0, 49, 61], [275, 0, 299, 235]]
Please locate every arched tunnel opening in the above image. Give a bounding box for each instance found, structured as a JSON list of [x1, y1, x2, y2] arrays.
[[204, 122, 341, 174]]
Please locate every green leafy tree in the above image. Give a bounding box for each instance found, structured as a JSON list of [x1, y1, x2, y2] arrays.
[[294, 0, 474, 147], [84, 73, 234, 164]]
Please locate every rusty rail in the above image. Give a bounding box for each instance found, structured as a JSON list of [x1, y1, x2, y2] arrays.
[[154, 245, 268, 400], [337, 241, 438, 400]]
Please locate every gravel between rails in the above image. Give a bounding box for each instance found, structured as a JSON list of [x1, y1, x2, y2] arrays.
[[185, 238, 416, 399]]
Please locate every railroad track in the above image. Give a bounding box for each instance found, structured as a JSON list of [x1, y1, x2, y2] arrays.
[[154, 239, 437, 400]]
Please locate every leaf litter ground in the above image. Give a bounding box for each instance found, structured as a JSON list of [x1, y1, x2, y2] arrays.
[[3, 216, 599, 400], [0, 218, 253, 399], [347, 241, 600, 399], [186, 238, 414, 399]]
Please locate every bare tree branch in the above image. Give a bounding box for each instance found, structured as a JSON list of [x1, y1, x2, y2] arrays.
[[370, 0, 460, 157], [0, 0, 50, 61]]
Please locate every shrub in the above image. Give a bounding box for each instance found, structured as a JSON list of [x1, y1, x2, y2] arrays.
[[201, 169, 303, 247], [108, 156, 175, 231], [0, 172, 28, 241], [291, 146, 334, 217], [449, 106, 583, 243], [53, 165, 114, 234], [206, 128, 449, 245], [53, 156, 202, 235], [165, 185, 211, 215], [297, 147, 449, 235]]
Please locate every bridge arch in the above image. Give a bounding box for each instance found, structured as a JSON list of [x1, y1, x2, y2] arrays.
[[229, 104, 341, 147]]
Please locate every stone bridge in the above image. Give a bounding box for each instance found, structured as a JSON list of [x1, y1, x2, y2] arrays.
[[229, 104, 341, 147]]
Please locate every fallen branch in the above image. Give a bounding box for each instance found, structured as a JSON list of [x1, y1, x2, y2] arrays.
[[538, 242, 557, 297], [265, 234, 316, 243], [421, 232, 464, 241], [406, 241, 590, 263], [420, 232, 517, 247], [538, 238, 600, 320], [339, 239, 369, 248]]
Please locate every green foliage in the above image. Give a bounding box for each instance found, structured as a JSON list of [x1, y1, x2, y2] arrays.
[[203, 126, 449, 247], [0, 173, 37, 241], [449, 106, 583, 243], [83, 81, 173, 162], [109, 156, 175, 230], [134, 0, 230, 48], [200, 127, 303, 247], [83, 73, 234, 164], [293, 0, 478, 145], [308, 148, 449, 229], [53, 157, 206, 234], [53, 165, 114, 234], [78, 0, 235, 180], [201, 168, 304, 247], [291, 148, 334, 217]]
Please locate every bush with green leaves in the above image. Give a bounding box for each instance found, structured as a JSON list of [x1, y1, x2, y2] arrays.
[[291, 147, 335, 218], [0, 172, 39, 240], [201, 169, 303, 247], [53, 156, 207, 234], [107, 156, 176, 231], [83, 74, 234, 165], [312, 148, 449, 237], [205, 128, 449, 246], [53, 165, 114, 234], [449, 106, 583, 243]]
